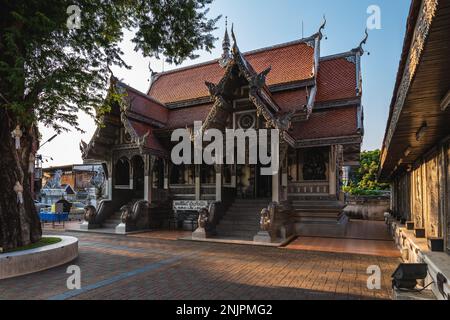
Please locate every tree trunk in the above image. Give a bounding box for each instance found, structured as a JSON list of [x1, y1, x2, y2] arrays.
[[0, 107, 42, 251]]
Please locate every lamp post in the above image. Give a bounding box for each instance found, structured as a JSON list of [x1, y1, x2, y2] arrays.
[[32, 134, 58, 199]]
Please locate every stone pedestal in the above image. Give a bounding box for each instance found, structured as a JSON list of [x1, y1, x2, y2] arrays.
[[80, 221, 100, 230], [192, 227, 207, 239], [253, 231, 272, 243], [115, 223, 127, 234]]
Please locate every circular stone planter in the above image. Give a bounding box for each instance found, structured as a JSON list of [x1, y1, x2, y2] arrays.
[[0, 236, 78, 280]]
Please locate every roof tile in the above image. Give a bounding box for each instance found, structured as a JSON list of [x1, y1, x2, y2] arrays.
[[149, 42, 314, 104]]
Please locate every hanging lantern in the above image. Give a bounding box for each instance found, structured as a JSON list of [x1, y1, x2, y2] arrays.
[[29, 153, 35, 173], [11, 125, 23, 150], [13, 181, 24, 204]]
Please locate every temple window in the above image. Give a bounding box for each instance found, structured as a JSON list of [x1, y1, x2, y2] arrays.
[[301, 147, 329, 181]]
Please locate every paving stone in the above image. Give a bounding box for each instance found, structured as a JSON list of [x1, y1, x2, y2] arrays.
[[0, 231, 399, 300]]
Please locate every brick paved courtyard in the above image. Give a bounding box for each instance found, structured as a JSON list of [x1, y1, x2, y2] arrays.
[[0, 232, 399, 300]]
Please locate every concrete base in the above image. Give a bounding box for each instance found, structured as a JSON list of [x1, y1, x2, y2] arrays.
[[115, 223, 127, 235], [192, 227, 207, 239], [80, 221, 100, 230], [295, 215, 349, 238], [253, 231, 273, 243], [0, 236, 78, 280], [393, 288, 436, 300]]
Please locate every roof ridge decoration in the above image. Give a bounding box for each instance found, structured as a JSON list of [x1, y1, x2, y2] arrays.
[[202, 26, 294, 133], [318, 15, 327, 40], [353, 29, 369, 96], [357, 28, 369, 54], [219, 17, 232, 68]]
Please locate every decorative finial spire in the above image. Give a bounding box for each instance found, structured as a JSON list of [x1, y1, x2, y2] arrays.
[[219, 17, 231, 68], [318, 15, 327, 39], [358, 28, 369, 54]]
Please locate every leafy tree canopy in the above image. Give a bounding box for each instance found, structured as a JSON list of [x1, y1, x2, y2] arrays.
[[344, 149, 390, 196], [0, 0, 220, 132]]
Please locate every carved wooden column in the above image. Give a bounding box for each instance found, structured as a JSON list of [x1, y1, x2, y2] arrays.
[[280, 143, 289, 201], [129, 157, 134, 190], [231, 164, 237, 188], [215, 164, 222, 202], [163, 159, 169, 190], [195, 164, 201, 200], [272, 173, 279, 203], [329, 145, 337, 196], [144, 155, 155, 203], [105, 161, 113, 200]]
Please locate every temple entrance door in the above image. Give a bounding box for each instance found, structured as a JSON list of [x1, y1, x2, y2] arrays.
[[132, 155, 145, 199], [236, 164, 271, 199], [256, 164, 272, 199]]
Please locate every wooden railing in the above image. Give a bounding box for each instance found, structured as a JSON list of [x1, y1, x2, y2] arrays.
[[288, 181, 330, 195]]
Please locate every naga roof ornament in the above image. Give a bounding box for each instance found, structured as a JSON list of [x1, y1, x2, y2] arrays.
[[357, 28, 369, 54]]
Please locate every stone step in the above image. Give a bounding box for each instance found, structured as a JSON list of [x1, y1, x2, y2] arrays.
[[222, 212, 259, 217], [226, 209, 260, 215], [229, 204, 268, 209], [292, 207, 344, 213], [214, 229, 256, 239], [102, 222, 120, 229], [216, 224, 260, 232], [220, 217, 260, 225], [111, 212, 122, 219]]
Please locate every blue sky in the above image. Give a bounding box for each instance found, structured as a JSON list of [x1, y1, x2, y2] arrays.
[[39, 0, 411, 167]]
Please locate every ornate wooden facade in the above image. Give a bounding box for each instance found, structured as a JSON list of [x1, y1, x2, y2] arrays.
[[81, 22, 366, 229], [380, 0, 450, 254]]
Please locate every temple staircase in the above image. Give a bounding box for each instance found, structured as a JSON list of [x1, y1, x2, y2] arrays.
[[215, 199, 270, 240], [290, 196, 348, 237], [102, 211, 123, 229], [101, 199, 139, 230]]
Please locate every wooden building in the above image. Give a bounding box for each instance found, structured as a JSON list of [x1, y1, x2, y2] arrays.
[[379, 0, 450, 300], [81, 23, 367, 240]]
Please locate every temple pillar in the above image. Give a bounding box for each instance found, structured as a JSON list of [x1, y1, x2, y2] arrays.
[[272, 172, 279, 203], [280, 144, 289, 201], [129, 160, 133, 190], [215, 164, 222, 202], [144, 155, 155, 202], [195, 165, 201, 200], [163, 159, 169, 190], [104, 161, 113, 200], [329, 145, 337, 196], [231, 164, 237, 188]]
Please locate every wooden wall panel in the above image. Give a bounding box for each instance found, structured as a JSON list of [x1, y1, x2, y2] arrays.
[[412, 166, 424, 228], [424, 156, 440, 237], [446, 144, 450, 253]]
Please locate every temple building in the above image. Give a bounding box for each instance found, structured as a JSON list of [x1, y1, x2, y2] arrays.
[[80, 21, 367, 241], [379, 0, 449, 299]]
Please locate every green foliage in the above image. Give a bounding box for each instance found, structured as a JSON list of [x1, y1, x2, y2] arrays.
[[0, 0, 220, 132], [344, 149, 390, 195], [3, 237, 61, 253]]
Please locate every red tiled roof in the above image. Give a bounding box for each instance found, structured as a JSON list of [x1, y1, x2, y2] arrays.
[[149, 42, 315, 104], [316, 57, 357, 102], [272, 89, 307, 113], [165, 103, 213, 129], [290, 106, 358, 140], [124, 86, 169, 124], [128, 119, 166, 154]]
